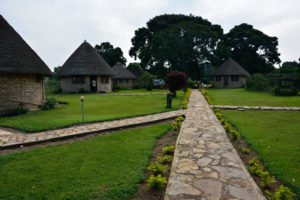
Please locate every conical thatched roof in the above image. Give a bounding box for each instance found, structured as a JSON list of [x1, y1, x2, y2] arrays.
[[57, 41, 115, 77], [112, 62, 136, 79], [0, 15, 52, 75], [212, 58, 249, 76]]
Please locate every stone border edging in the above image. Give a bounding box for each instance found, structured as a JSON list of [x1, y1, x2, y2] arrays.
[[212, 105, 300, 111]]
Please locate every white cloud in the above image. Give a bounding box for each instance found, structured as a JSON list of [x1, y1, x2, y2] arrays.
[[1, 0, 299, 70]]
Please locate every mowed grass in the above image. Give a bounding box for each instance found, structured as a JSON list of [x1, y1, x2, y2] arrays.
[[113, 89, 172, 94], [0, 124, 171, 200], [207, 88, 300, 107], [0, 92, 184, 132], [221, 110, 300, 198]]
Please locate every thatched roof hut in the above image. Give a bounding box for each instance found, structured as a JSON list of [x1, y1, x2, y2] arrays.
[[0, 15, 52, 76], [212, 58, 249, 77], [57, 41, 115, 77], [212, 58, 249, 88], [112, 62, 136, 79], [58, 41, 115, 93], [0, 15, 52, 111]]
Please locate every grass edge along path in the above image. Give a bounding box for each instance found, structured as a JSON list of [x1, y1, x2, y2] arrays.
[[0, 123, 172, 200], [220, 110, 299, 199], [207, 88, 300, 107], [0, 92, 184, 132]]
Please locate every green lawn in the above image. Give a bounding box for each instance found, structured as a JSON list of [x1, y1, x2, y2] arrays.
[[113, 89, 172, 94], [221, 110, 300, 198], [0, 93, 183, 132], [0, 124, 171, 200], [207, 88, 300, 107]]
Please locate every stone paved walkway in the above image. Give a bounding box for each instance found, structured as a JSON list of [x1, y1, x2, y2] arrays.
[[165, 90, 265, 200], [0, 110, 185, 148], [213, 105, 300, 111]]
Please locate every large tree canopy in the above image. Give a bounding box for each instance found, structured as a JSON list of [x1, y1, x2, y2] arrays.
[[225, 23, 281, 74], [95, 42, 127, 67], [129, 14, 229, 79]]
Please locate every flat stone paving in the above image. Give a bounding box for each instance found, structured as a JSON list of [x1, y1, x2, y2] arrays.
[[0, 110, 185, 148], [165, 90, 265, 200], [213, 105, 300, 111]]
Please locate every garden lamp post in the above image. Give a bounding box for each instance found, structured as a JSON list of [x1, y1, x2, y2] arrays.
[[80, 96, 84, 123]]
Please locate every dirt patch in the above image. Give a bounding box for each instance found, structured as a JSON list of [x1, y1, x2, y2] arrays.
[[0, 119, 174, 155], [132, 127, 179, 200]]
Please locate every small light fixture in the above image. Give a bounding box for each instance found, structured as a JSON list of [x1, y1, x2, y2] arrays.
[[80, 96, 85, 123]]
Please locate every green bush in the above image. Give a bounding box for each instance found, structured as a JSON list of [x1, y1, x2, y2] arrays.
[[230, 129, 241, 141], [181, 88, 192, 109], [172, 116, 184, 130], [147, 162, 167, 175], [272, 86, 298, 96], [274, 185, 296, 200], [40, 98, 58, 110], [158, 155, 173, 164], [223, 122, 232, 132], [162, 145, 175, 155], [241, 148, 250, 154], [112, 85, 126, 92], [147, 174, 167, 189], [1, 107, 29, 117], [248, 157, 263, 176], [187, 80, 197, 88], [246, 73, 271, 92], [260, 171, 275, 189], [45, 79, 61, 94]]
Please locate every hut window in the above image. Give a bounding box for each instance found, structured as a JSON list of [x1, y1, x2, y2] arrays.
[[36, 75, 43, 83], [216, 76, 221, 81], [231, 75, 239, 82], [72, 76, 85, 84], [101, 77, 109, 84], [125, 79, 129, 83], [119, 79, 123, 83]]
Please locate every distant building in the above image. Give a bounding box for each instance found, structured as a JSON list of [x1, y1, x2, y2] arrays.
[[57, 41, 115, 93], [0, 15, 52, 112], [212, 58, 250, 88], [112, 62, 136, 89]]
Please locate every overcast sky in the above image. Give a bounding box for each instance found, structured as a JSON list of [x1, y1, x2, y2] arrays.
[[1, 0, 299, 70]]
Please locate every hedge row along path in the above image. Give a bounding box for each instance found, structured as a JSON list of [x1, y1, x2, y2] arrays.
[[165, 90, 265, 200], [213, 105, 300, 111], [0, 110, 185, 149]]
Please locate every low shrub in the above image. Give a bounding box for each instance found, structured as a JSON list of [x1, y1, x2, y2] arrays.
[[187, 80, 197, 88], [112, 85, 126, 92], [40, 98, 58, 110], [215, 112, 223, 120], [272, 86, 298, 96], [223, 122, 232, 132], [273, 185, 296, 200], [241, 148, 250, 154], [246, 73, 271, 92], [248, 157, 263, 176], [181, 88, 192, 109], [78, 88, 89, 93], [147, 174, 167, 189], [230, 129, 241, 141], [158, 155, 173, 164], [162, 145, 175, 155], [1, 107, 29, 117], [172, 116, 184, 130], [147, 162, 167, 175], [260, 171, 275, 189]]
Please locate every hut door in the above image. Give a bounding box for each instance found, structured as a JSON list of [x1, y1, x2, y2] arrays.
[[90, 76, 97, 92], [223, 76, 229, 87]]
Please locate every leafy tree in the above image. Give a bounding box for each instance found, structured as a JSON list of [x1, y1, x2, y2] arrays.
[[224, 23, 280, 74], [95, 42, 127, 66], [127, 62, 144, 78], [165, 71, 187, 97], [280, 59, 300, 74], [129, 14, 229, 80]]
